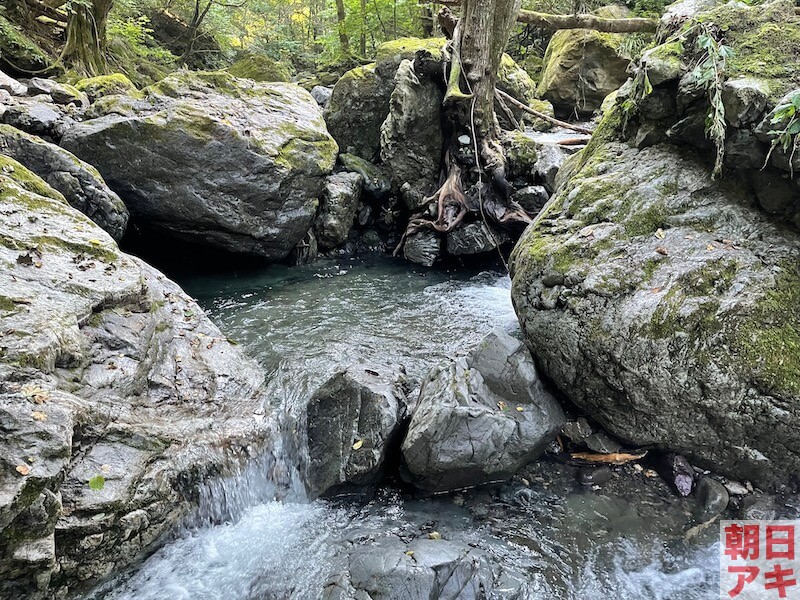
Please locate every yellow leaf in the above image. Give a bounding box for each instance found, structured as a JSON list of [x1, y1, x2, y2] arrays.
[[88, 239, 102, 246], [516, 406, 524, 412], [31, 411, 47, 421], [352, 439, 364, 450], [405, 550, 415, 556], [428, 531, 442, 540], [706, 243, 716, 251], [15, 465, 30, 476], [654, 228, 666, 239]]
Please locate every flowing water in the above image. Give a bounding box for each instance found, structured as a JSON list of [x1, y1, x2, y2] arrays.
[[86, 256, 720, 600]]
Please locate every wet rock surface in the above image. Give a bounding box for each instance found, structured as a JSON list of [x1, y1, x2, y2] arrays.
[[401, 330, 565, 493], [61, 71, 338, 259], [306, 365, 409, 498], [0, 124, 129, 240], [0, 157, 284, 598], [510, 141, 800, 489]]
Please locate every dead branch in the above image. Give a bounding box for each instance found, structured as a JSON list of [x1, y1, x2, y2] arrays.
[[495, 89, 594, 134], [434, 0, 658, 33]]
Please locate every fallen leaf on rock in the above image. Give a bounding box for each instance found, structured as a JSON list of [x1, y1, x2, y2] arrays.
[[570, 451, 647, 465], [21, 384, 49, 404], [31, 411, 47, 421], [352, 439, 364, 450], [88, 239, 102, 246], [428, 531, 442, 540], [100, 464, 111, 474], [655, 246, 668, 255], [405, 551, 414, 556], [651, 287, 663, 293], [88, 475, 105, 491], [15, 465, 30, 476], [654, 228, 666, 239], [706, 243, 716, 251], [516, 406, 524, 412]]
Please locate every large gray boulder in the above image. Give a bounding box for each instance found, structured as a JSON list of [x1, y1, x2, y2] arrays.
[[380, 59, 443, 210], [401, 331, 565, 493], [306, 365, 409, 498], [61, 71, 338, 259], [314, 171, 363, 250], [0, 156, 286, 598], [510, 139, 800, 489], [0, 124, 129, 240], [2, 98, 76, 142]]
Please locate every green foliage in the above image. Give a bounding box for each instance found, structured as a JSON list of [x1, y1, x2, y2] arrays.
[[691, 24, 733, 178], [765, 92, 800, 175], [88, 474, 105, 491]]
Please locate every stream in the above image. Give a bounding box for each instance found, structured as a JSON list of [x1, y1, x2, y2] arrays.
[[85, 256, 720, 599]]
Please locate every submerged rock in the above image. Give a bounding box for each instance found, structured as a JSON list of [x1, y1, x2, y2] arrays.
[[0, 157, 284, 598], [403, 230, 441, 267], [402, 330, 565, 493], [326, 536, 500, 600], [0, 124, 129, 240], [306, 365, 408, 497], [61, 71, 337, 259]]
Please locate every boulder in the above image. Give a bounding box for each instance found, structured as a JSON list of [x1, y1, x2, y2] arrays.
[[0, 156, 286, 598], [0, 15, 53, 76], [61, 71, 338, 259], [24, 79, 86, 108], [380, 59, 443, 210], [339, 153, 392, 200], [75, 74, 139, 103], [512, 185, 549, 216], [509, 136, 800, 489], [0, 69, 26, 96], [227, 54, 291, 82], [326, 537, 500, 600], [327, 38, 545, 161], [536, 7, 630, 115], [721, 77, 768, 128], [310, 85, 333, 107], [2, 99, 76, 142], [401, 330, 565, 493], [446, 221, 508, 256], [306, 365, 408, 497], [0, 124, 129, 240], [315, 171, 363, 250], [403, 230, 441, 267], [326, 63, 394, 162]]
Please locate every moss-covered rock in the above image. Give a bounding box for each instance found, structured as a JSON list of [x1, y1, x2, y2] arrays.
[[75, 74, 139, 102], [326, 63, 393, 162], [537, 8, 631, 115], [228, 54, 291, 83], [0, 15, 53, 75], [62, 71, 337, 259], [0, 148, 287, 597], [510, 138, 800, 488]]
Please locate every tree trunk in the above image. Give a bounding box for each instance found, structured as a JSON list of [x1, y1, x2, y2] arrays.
[[396, 0, 531, 254], [360, 0, 367, 56], [335, 0, 350, 55], [64, 0, 113, 76]]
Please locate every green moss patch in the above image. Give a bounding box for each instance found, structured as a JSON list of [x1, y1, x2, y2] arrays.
[[76, 74, 139, 102], [228, 54, 290, 83]]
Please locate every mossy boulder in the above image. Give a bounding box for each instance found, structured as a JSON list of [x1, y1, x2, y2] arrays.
[[537, 6, 631, 115], [0, 155, 285, 597], [510, 136, 800, 489], [228, 54, 291, 83], [0, 124, 129, 240], [325, 63, 392, 162], [62, 71, 337, 259], [0, 15, 53, 76], [75, 74, 139, 103]]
